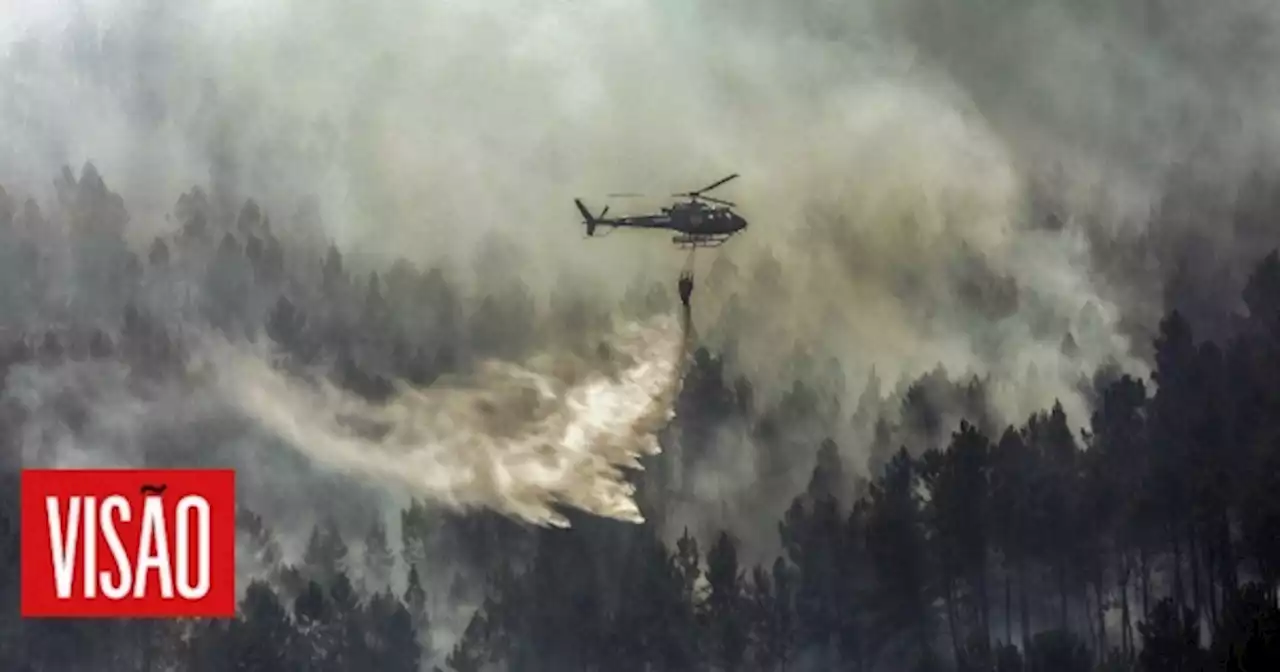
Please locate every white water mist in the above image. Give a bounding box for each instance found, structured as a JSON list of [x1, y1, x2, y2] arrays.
[[207, 312, 690, 528]]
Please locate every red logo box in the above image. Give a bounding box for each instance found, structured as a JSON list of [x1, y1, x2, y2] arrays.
[[20, 469, 236, 618]]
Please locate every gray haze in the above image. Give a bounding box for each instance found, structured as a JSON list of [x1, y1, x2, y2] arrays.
[[5, 0, 1280, 656], [7, 0, 1277, 401]]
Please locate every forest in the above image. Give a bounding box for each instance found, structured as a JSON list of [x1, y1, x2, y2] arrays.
[[0, 163, 1279, 672]]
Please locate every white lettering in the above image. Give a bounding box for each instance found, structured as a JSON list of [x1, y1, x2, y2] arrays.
[[175, 496, 211, 599], [99, 496, 132, 599], [134, 498, 173, 599], [46, 496, 80, 599], [82, 497, 97, 598], [42, 490, 215, 602]]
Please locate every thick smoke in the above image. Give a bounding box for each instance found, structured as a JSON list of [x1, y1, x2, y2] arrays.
[[6, 0, 1280, 575], [6, 2, 1280, 666], [8, 0, 1278, 436]]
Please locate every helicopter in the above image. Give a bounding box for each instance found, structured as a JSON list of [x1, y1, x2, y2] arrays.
[[574, 173, 748, 249]]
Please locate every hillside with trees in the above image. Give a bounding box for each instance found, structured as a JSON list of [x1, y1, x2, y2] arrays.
[[1, 166, 1280, 671]]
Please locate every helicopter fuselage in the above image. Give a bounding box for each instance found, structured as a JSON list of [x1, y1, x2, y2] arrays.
[[612, 206, 746, 235], [582, 206, 746, 248], [574, 173, 747, 248]]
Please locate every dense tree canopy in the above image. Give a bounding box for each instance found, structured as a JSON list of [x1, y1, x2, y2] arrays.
[[1, 166, 1280, 671]]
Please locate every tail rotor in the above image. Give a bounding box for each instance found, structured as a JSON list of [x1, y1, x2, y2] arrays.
[[575, 198, 607, 236]]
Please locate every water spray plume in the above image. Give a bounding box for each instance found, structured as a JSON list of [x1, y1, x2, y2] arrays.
[[207, 310, 692, 528]]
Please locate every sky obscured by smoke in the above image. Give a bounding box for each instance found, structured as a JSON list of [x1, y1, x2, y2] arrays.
[[5, 0, 1280, 485]]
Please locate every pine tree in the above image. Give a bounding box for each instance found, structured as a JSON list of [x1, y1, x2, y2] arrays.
[[747, 557, 796, 671], [364, 517, 394, 594], [865, 448, 933, 666], [238, 509, 284, 584], [304, 518, 348, 588], [704, 532, 748, 671], [366, 591, 421, 672], [228, 581, 296, 672], [921, 420, 992, 666], [404, 565, 432, 659]]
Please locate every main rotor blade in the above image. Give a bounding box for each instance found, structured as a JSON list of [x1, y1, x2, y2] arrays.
[[698, 195, 736, 207], [607, 192, 645, 198], [668, 193, 736, 207], [692, 173, 739, 194]]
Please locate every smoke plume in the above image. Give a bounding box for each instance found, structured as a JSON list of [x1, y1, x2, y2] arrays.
[[6, 0, 1280, 570]]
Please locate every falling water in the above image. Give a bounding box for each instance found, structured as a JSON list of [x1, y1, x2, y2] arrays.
[[210, 309, 693, 527]]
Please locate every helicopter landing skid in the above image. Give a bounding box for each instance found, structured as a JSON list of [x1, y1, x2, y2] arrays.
[[673, 234, 732, 249]]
